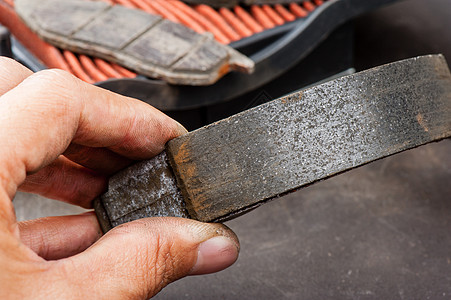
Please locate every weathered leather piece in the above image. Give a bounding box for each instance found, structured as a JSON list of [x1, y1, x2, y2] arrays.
[[14, 0, 254, 85], [95, 55, 451, 232], [183, 0, 306, 8]]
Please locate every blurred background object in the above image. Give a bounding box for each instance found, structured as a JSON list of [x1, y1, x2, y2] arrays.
[[1, 0, 398, 129]]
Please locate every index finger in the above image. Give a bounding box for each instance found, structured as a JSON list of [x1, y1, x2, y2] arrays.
[[0, 57, 33, 95], [0, 68, 186, 196]]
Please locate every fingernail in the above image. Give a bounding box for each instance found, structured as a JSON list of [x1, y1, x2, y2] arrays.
[[189, 236, 239, 275], [175, 121, 188, 136]]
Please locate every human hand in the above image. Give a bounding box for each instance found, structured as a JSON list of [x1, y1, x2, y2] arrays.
[[0, 57, 239, 299]]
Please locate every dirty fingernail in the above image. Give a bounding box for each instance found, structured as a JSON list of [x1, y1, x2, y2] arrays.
[[175, 121, 188, 136], [189, 236, 239, 275]]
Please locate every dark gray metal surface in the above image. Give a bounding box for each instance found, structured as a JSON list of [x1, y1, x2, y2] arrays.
[[168, 55, 451, 222], [95, 55, 451, 232]]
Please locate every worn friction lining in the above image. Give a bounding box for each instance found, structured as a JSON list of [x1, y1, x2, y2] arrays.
[[95, 55, 451, 231]]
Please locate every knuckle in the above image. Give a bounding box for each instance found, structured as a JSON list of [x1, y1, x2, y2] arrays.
[[0, 56, 24, 70], [26, 69, 76, 88], [18, 69, 84, 110], [0, 57, 32, 91]]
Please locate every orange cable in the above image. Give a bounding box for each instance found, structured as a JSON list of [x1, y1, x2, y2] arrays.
[[144, 0, 179, 23], [111, 63, 137, 78], [171, 1, 231, 44], [129, 0, 157, 14], [274, 4, 296, 22], [234, 5, 264, 34], [63, 51, 94, 83], [303, 1, 316, 12], [289, 3, 308, 17], [219, 7, 253, 38], [79, 54, 110, 82], [162, 1, 205, 33], [114, 0, 136, 8], [94, 58, 123, 78], [251, 5, 275, 29], [195, 4, 240, 42], [261, 5, 285, 26]]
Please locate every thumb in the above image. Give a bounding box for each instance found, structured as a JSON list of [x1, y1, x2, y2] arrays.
[[52, 218, 239, 299]]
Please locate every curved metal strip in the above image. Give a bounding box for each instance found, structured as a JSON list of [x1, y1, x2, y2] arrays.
[[96, 55, 451, 229]]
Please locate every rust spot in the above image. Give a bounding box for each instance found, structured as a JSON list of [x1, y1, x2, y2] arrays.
[[171, 142, 196, 178], [280, 91, 303, 104], [416, 113, 429, 132], [217, 63, 231, 78], [169, 139, 216, 220]]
